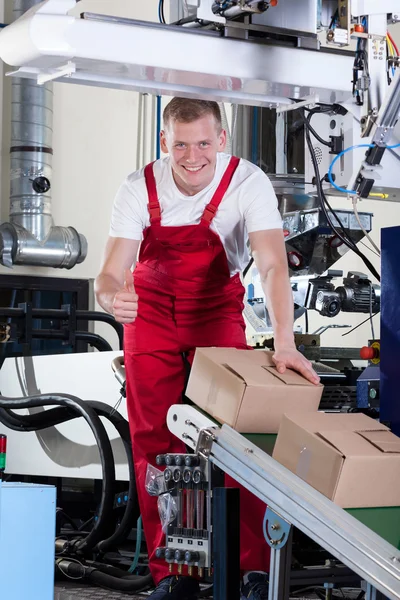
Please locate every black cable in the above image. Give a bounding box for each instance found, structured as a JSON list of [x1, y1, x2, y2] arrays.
[[0, 394, 115, 553], [306, 112, 332, 148], [329, 9, 338, 29], [300, 109, 380, 282], [160, 0, 166, 24], [0, 400, 136, 552], [243, 257, 254, 278], [342, 311, 379, 337]]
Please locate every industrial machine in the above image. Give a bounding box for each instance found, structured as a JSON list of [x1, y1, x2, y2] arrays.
[[0, 0, 400, 599]]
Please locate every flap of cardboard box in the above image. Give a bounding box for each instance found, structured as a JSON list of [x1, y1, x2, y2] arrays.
[[280, 412, 389, 434], [222, 362, 315, 387], [261, 366, 314, 386], [358, 430, 400, 453], [316, 430, 383, 457], [222, 362, 276, 387]]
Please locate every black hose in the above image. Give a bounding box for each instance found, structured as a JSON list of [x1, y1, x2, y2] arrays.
[[0, 400, 137, 552], [88, 569, 153, 592], [56, 559, 153, 592], [0, 307, 124, 350], [0, 394, 115, 553], [88, 402, 137, 553], [28, 329, 113, 352]]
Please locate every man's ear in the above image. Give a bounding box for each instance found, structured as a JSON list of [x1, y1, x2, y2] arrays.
[[160, 130, 168, 154], [218, 128, 227, 152]]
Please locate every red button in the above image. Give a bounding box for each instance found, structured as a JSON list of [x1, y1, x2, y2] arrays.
[[360, 346, 376, 360]]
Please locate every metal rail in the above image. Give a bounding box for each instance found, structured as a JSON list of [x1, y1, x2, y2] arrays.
[[200, 425, 400, 599]]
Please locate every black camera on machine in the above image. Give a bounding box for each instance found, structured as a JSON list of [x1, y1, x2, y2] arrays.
[[306, 271, 380, 317]]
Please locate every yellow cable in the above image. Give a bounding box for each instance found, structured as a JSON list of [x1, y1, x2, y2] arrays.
[[369, 193, 389, 198], [387, 35, 394, 56]]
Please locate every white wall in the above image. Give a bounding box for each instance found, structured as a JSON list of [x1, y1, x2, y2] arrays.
[[0, 3, 399, 352]]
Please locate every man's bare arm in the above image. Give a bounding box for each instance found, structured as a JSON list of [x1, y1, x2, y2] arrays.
[[249, 229, 319, 384], [95, 237, 140, 323]]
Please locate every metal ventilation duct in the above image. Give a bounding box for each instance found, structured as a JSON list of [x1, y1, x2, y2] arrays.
[[0, 0, 87, 269]]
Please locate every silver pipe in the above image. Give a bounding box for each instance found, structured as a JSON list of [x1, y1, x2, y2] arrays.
[[0, 0, 87, 269]]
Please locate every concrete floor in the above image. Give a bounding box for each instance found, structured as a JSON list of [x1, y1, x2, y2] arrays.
[[54, 583, 150, 599]]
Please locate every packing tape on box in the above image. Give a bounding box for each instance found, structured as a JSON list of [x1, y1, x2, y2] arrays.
[[296, 446, 312, 480], [207, 379, 218, 407]]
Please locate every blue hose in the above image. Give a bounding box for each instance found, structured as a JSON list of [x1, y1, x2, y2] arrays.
[[328, 143, 400, 194], [128, 515, 142, 574]]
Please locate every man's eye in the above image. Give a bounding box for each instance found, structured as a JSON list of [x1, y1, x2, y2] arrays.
[[200, 142, 209, 148], [175, 143, 185, 148]]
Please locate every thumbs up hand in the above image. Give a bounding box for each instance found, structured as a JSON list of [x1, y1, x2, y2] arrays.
[[112, 269, 138, 324]]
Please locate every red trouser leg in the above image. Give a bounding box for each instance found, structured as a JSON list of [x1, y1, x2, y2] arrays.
[[124, 281, 270, 584], [125, 348, 187, 585]]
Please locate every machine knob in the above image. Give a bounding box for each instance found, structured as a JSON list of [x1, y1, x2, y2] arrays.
[[156, 455, 166, 466], [173, 468, 182, 483], [183, 469, 192, 484], [164, 468, 172, 482], [165, 548, 174, 561], [174, 550, 185, 562], [155, 547, 166, 559], [192, 469, 203, 485], [360, 346, 378, 360], [165, 455, 174, 466], [184, 455, 200, 467], [185, 551, 201, 563], [31, 176, 51, 194], [175, 455, 184, 466]]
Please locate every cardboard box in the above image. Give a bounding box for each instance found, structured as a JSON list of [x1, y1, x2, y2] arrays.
[[186, 348, 323, 433], [273, 412, 400, 508]]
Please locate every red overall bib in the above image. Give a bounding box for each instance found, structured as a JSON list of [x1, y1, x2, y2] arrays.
[[124, 157, 270, 584]]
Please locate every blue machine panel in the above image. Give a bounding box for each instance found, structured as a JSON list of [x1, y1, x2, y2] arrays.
[[380, 226, 400, 436], [0, 482, 56, 600]]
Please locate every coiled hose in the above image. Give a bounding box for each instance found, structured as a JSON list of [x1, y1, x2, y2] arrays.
[[0, 399, 137, 553], [0, 393, 154, 592], [0, 393, 115, 553]]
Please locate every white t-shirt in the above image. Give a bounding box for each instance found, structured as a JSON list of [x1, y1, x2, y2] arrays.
[[109, 152, 282, 275]]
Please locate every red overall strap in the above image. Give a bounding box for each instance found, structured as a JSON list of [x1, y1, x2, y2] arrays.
[[200, 156, 241, 227], [144, 162, 161, 225]]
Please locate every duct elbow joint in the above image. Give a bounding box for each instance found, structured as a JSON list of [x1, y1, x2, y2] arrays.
[[0, 222, 87, 269]]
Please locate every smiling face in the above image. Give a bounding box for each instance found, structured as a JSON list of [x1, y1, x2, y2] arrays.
[[160, 114, 226, 196]]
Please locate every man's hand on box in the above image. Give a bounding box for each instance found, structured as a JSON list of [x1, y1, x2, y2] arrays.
[[273, 348, 320, 385]]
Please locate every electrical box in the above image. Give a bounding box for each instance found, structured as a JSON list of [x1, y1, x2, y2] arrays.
[[0, 482, 56, 600]]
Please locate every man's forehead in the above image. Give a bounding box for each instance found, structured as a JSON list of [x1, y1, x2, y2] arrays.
[[165, 115, 220, 135]]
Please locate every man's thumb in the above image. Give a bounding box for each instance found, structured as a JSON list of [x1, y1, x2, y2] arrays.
[[124, 268, 135, 292]]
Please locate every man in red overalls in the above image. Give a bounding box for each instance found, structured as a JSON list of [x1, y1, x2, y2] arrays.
[[95, 98, 319, 600]]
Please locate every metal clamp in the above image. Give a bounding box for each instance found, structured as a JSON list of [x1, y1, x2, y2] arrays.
[[196, 428, 218, 458], [263, 507, 292, 549]]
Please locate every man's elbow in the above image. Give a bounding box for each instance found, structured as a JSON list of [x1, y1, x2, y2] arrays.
[[258, 261, 289, 284]]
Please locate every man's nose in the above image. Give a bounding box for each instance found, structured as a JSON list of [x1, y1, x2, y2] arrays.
[[185, 146, 200, 163]]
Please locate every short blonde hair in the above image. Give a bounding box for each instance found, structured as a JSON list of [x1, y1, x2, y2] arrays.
[[163, 97, 222, 130]]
